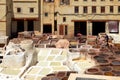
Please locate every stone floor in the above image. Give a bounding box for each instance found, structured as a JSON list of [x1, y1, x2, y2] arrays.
[[22, 48, 69, 80], [0, 47, 97, 80]]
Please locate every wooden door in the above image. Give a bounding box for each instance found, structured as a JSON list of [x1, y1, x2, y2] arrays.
[[59, 25, 64, 35]]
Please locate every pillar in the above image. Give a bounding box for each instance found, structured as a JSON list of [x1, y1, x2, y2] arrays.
[[87, 21, 92, 35], [87, 21, 90, 36], [40, 0, 43, 33], [105, 21, 109, 34], [119, 21, 120, 35]]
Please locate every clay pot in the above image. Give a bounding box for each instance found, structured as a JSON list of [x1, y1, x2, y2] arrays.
[[97, 59, 109, 66], [93, 54, 110, 66], [108, 56, 116, 61], [93, 55, 105, 61], [104, 71, 115, 76], [99, 66, 112, 72], [112, 70, 120, 76], [85, 67, 100, 74], [111, 60, 120, 66], [112, 66, 120, 71], [97, 59, 108, 63], [56, 71, 66, 78]]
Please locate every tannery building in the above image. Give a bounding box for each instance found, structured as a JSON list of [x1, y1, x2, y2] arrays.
[[1, 0, 120, 38]]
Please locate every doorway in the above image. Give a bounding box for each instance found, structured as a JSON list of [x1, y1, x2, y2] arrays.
[[27, 20, 34, 31], [92, 22, 105, 35], [59, 25, 64, 35], [74, 22, 87, 36], [17, 20, 24, 32], [43, 24, 52, 33]]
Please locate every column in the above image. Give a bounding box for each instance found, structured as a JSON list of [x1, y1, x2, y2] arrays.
[[105, 21, 109, 34], [87, 21, 92, 35], [12, 21, 17, 33], [87, 21, 90, 36], [119, 21, 120, 35], [40, 0, 43, 33]]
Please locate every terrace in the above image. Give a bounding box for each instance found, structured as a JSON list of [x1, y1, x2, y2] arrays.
[[0, 31, 120, 80]]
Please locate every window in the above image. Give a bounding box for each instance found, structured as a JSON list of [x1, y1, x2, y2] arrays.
[[44, 0, 54, 2], [83, 6, 87, 13], [17, 8, 21, 13], [45, 12, 48, 17], [54, 20, 57, 31], [65, 25, 68, 35], [118, 6, 120, 13], [101, 6, 105, 13], [74, 6, 79, 13], [110, 6, 113, 13], [63, 17, 66, 22], [60, 0, 70, 5], [92, 6, 96, 13], [108, 21, 119, 33], [92, 0, 96, 1], [30, 8, 34, 13], [54, 12, 57, 16]]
